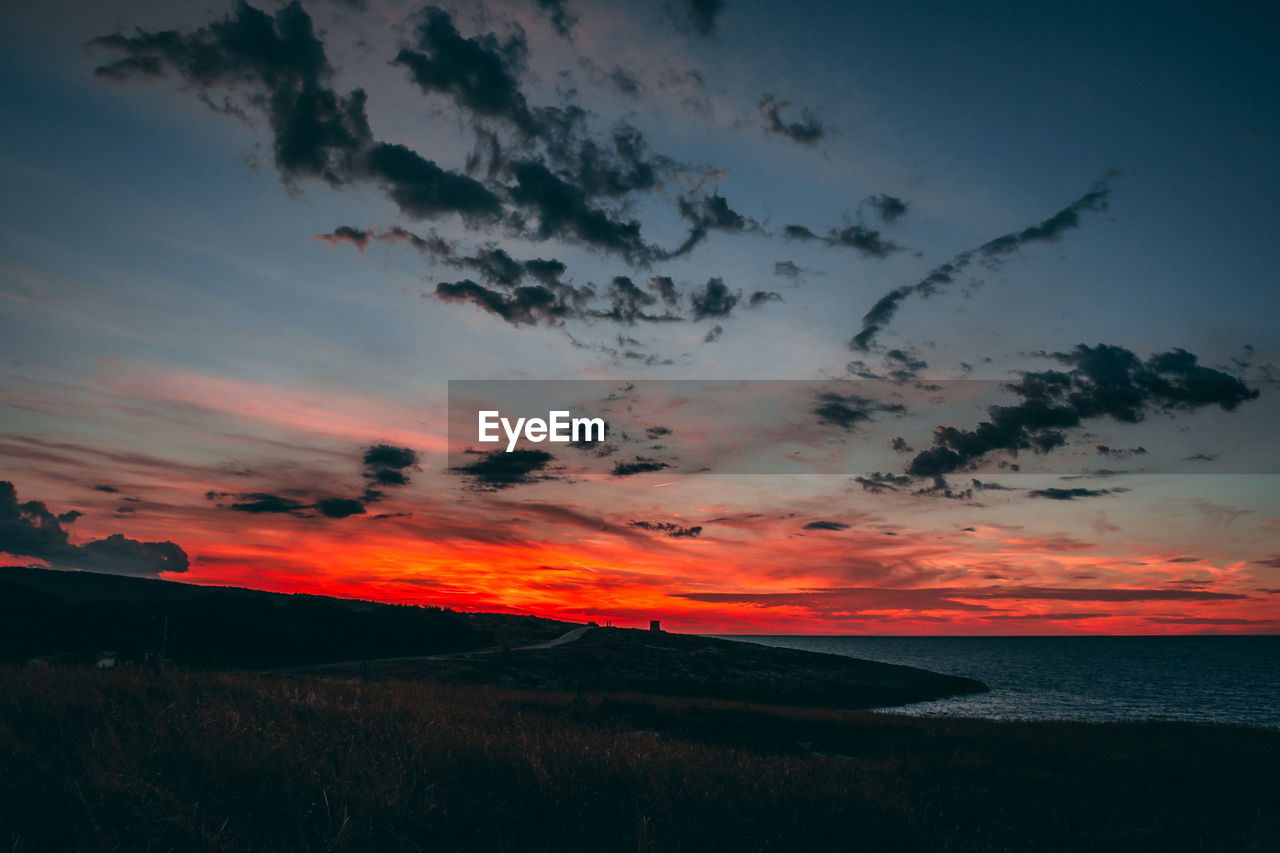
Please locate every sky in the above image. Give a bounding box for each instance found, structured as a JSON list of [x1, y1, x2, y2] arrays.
[[1, 0, 1279, 634]]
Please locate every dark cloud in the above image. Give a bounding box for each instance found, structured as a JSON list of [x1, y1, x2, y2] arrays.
[[645, 426, 672, 439], [649, 276, 680, 306], [92, 0, 770, 341], [508, 159, 650, 260], [747, 290, 782, 308], [217, 491, 367, 517], [77, 534, 189, 577], [532, 0, 578, 38], [854, 472, 912, 494], [313, 225, 371, 252], [622, 349, 676, 367], [363, 443, 419, 488], [206, 441, 409, 518], [689, 277, 738, 320], [453, 448, 556, 489], [91, 484, 119, 493], [803, 520, 849, 530], [434, 278, 593, 326], [758, 93, 825, 145], [1097, 445, 1147, 457], [556, 123, 673, 200], [907, 343, 1258, 477], [0, 481, 188, 576], [884, 348, 927, 382], [596, 276, 683, 324], [668, 192, 758, 258], [91, 1, 511, 229], [458, 246, 525, 286], [367, 142, 503, 222], [524, 257, 568, 285], [849, 350, 942, 384], [228, 492, 310, 514], [1, 480, 72, 555], [851, 171, 1117, 350], [865, 193, 908, 224], [612, 457, 670, 476], [1029, 487, 1115, 500], [978, 188, 1109, 256], [363, 444, 417, 470], [91, 2, 373, 187], [630, 520, 702, 537], [826, 225, 900, 257], [324, 227, 579, 296], [703, 324, 724, 343], [369, 469, 409, 486], [844, 359, 883, 379], [784, 221, 900, 259], [849, 286, 913, 351], [971, 479, 1016, 491], [434, 279, 546, 324], [393, 7, 540, 137], [313, 497, 366, 518], [812, 393, 906, 431], [912, 477, 974, 500], [772, 260, 821, 282]]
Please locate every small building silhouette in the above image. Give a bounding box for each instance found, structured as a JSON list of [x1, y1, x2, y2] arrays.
[[650, 620, 661, 632]]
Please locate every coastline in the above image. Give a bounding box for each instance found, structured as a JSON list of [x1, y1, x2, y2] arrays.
[[4, 570, 1278, 850], [311, 626, 990, 711]]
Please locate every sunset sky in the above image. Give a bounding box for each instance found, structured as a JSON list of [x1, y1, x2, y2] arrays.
[[2, 0, 1278, 633]]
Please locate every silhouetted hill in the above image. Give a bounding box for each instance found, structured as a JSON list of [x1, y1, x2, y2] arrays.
[[0, 566, 984, 711], [0, 566, 571, 667], [344, 626, 989, 709], [0, 565, 223, 604]]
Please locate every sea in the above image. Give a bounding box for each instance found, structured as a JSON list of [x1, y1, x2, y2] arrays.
[[719, 635, 1280, 728]]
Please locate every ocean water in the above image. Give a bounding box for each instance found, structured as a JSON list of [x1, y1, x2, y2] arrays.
[[721, 635, 1280, 728]]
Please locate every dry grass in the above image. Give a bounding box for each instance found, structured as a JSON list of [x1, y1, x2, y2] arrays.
[[2, 667, 1277, 852]]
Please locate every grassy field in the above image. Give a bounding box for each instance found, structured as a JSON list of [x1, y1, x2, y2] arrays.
[[2, 667, 1277, 852]]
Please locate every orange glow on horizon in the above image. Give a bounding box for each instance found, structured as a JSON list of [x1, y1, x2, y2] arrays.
[[159, 519, 1280, 636]]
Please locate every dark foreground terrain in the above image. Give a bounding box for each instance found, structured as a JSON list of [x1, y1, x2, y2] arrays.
[[2, 668, 1278, 853], [344, 626, 988, 709], [0, 566, 571, 667]]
